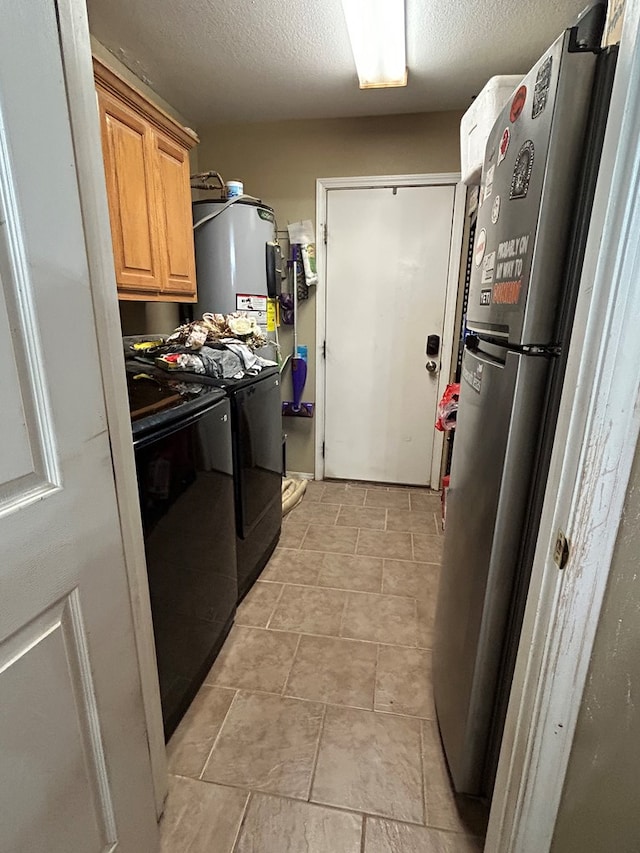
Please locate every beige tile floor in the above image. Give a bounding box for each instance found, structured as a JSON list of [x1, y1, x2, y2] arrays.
[[160, 481, 487, 852]]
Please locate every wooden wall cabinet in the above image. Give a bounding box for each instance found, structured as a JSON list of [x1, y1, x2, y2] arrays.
[[94, 57, 199, 302]]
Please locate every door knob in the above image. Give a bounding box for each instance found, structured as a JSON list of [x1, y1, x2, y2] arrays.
[[425, 360, 438, 373]]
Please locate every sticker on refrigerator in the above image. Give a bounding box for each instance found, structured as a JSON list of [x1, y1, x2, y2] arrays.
[[236, 293, 267, 327], [474, 228, 487, 266], [484, 164, 495, 201], [532, 56, 553, 119], [498, 127, 510, 165], [462, 360, 483, 394], [481, 251, 496, 285], [510, 140, 535, 200], [510, 85, 527, 122], [480, 288, 492, 305], [491, 195, 501, 225], [492, 280, 522, 304], [493, 233, 530, 305]]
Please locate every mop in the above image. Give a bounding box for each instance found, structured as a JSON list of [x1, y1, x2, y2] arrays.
[[282, 258, 314, 418]]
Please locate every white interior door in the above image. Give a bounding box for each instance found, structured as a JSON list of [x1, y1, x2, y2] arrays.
[[0, 1, 158, 850], [324, 184, 456, 486]]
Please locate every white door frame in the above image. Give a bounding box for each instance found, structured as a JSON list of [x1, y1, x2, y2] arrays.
[[487, 1, 640, 848], [56, 0, 167, 817], [315, 174, 466, 486]]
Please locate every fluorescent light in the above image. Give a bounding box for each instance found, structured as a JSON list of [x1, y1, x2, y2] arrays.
[[340, 0, 407, 89]]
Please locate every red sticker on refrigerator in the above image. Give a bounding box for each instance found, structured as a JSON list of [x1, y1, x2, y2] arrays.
[[510, 86, 527, 122], [474, 228, 487, 266], [498, 127, 511, 165]]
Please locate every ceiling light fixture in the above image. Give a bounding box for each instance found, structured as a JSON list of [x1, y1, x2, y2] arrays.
[[340, 0, 407, 89]]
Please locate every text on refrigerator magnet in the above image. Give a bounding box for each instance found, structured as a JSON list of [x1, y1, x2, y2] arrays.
[[498, 127, 511, 165], [480, 289, 492, 305], [492, 233, 530, 305], [462, 360, 483, 393], [510, 140, 535, 200], [492, 280, 522, 304], [484, 164, 495, 201], [481, 251, 496, 285], [532, 55, 553, 119], [491, 195, 501, 225], [474, 228, 487, 266], [497, 234, 530, 266], [510, 85, 527, 122]]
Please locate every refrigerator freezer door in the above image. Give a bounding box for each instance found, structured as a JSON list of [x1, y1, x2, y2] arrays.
[[467, 31, 598, 346], [433, 345, 550, 795]]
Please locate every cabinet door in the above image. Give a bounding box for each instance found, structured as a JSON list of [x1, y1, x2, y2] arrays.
[[97, 89, 162, 296], [152, 131, 197, 300]]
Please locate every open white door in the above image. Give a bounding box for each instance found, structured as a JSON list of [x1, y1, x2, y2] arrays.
[[0, 1, 159, 850]]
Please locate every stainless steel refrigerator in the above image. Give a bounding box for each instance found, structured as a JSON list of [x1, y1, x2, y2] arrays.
[[433, 5, 617, 799]]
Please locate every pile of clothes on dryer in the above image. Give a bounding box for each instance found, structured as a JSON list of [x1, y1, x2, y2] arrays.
[[128, 313, 277, 380]]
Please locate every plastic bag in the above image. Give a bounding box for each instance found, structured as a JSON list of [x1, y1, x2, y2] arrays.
[[435, 383, 460, 432], [279, 293, 294, 324]]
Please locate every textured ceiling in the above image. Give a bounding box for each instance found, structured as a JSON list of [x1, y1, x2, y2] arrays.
[[86, 0, 589, 126]]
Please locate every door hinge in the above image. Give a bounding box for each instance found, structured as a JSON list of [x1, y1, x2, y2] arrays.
[[323, 223, 327, 244], [322, 340, 326, 359], [553, 530, 570, 570], [322, 441, 325, 458]]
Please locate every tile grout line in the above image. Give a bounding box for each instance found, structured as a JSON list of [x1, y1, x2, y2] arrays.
[[205, 781, 475, 836], [306, 702, 328, 803], [297, 522, 311, 549], [262, 573, 419, 597], [206, 683, 436, 722], [337, 585, 350, 639], [360, 813, 367, 853], [419, 716, 429, 827], [264, 581, 288, 630], [198, 688, 240, 781], [312, 553, 325, 587], [214, 619, 426, 655], [229, 789, 253, 853], [372, 643, 381, 712], [274, 544, 440, 565], [280, 633, 303, 696]]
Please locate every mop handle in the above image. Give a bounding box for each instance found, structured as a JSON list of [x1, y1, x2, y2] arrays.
[[292, 258, 298, 353]]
